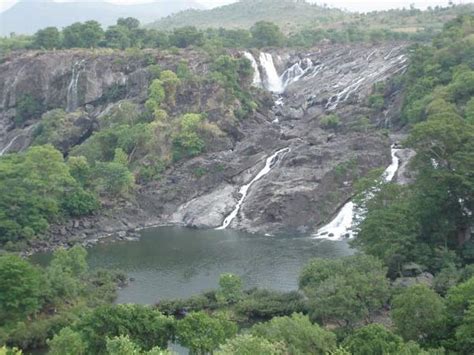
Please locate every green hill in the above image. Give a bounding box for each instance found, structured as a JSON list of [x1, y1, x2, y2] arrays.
[[148, 0, 474, 36], [147, 0, 346, 33]]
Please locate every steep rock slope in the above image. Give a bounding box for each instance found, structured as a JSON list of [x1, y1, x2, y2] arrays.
[[0, 43, 408, 245]]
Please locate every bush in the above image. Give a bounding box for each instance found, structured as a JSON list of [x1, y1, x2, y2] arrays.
[[176, 312, 237, 354], [15, 94, 44, 126], [216, 273, 243, 305], [47, 327, 87, 355], [75, 304, 175, 353], [250, 21, 285, 47], [391, 284, 446, 343], [320, 114, 341, 130], [61, 188, 100, 216], [235, 289, 307, 320], [342, 324, 404, 355], [0, 255, 43, 322], [156, 291, 219, 316], [250, 313, 337, 354]]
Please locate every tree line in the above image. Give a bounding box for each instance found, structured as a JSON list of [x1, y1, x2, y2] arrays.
[[0, 17, 429, 56]]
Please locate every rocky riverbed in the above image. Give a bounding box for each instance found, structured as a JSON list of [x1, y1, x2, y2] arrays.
[[0, 44, 412, 252]]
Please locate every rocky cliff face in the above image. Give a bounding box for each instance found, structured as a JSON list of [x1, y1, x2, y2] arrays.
[[0, 43, 408, 244]]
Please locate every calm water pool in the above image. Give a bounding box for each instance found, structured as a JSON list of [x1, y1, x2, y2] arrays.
[[33, 226, 354, 304]]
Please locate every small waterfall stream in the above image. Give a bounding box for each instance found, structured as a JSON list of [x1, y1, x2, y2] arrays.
[[0, 135, 20, 156], [217, 147, 290, 230], [259, 53, 285, 94], [245, 52, 318, 95], [315, 146, 401, 240], [243, 52, 263, 87], [66, 60, 85, 112]]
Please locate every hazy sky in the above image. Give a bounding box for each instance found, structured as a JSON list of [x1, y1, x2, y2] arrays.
[[0, 0, 468, 13]]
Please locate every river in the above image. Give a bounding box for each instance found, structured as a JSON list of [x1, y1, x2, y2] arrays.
[[32, 226, 353, 304]]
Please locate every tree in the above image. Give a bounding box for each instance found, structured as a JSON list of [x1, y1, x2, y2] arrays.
[[466, 97, 474, 124], [319, 114, 341, 130], [81, 21, 104, 48], [342, 324, 404, 355], [46, 246, 88, 303], [172, 113, 208, 161], [216, 273, 243, 304], [47, 327, 87, 355], [250, 21, 285, 47], [106, 335, 141, 355], [94, 161, 134, 198], [446, 277, 474, 326], [63, 22, 85, 48], [106, 335, 173, 355], [0, 145, 93, 245], [33, 27, 61, 49], [455, 302, 474, 354], [406, 111, 474, 251], [169, 26, 204, 48], [15, 94, 44, 126], [299, 255, 390, 327], [0, 346, 22, 355], [0, 255, 43, 322], [391, 284, 446, 343], [145, 79, 166, 117], [75, 304, 175, 354], [176, 311, 237, 354], [105, 26, 131, 49], [250, 313, 337, 354], [159, 70, 180, 107], [352, 184, 426, 275], [62, 21, 104, 48], [117, 17, 140, 31], [217, 334, 286, 355]]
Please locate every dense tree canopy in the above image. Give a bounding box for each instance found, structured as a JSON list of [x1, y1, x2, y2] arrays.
[[299, 255, 390, 327]]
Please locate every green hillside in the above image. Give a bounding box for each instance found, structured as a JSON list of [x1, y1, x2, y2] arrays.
[[147, 0, 346, 33], [148, 0, 474, 36]]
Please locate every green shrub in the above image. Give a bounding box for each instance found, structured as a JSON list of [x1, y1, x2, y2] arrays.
[[320, 114, 341, 130], [235, 289, 307, 320], [15, 94, 44, 126], [60, 188, 100, 217]]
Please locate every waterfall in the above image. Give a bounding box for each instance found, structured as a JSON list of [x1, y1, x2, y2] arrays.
[[259, 53, 284, 94], [244, 52, 316, 94], [217, 147, 290, 230], [243, 52, 263, 87], [326, 77, 365, 111], [314, 145, 401, 240], [66, 60, 85, 112], [0, 135, 20, 156], [280, 58, 314, 89]]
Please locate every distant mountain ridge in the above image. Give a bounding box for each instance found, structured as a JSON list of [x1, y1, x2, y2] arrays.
[[147, 0, 474, 35], [0, 0, 204, 35], [147, 0, 346, 33]]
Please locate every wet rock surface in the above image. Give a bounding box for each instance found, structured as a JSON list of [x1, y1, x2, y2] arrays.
[[0, 44, 410, 249]]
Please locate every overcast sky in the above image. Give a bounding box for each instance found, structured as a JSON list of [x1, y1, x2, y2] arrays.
[[0, 0, 468, 13]]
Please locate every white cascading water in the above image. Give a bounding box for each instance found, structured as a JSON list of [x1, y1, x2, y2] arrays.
[[326, 77, 365, 111], [0, 135, 20, 156], [259, 52, 285, 94], [243, 52, 263, 87], [217, 147, 290, 230], [66, 60, 85, 112], [244, 52, 319, 95], [314, 145, 401, 240], [280, 58, 314, 89]]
